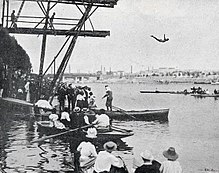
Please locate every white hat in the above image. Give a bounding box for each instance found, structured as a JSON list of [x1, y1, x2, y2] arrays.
[[49, 114, 59, 121], [140, 150, 154, 161], [86, 128, 97, 138], [73, 107, 81, 112]]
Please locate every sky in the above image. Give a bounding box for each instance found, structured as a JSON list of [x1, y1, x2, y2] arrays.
[[2, 0, 219, 73]]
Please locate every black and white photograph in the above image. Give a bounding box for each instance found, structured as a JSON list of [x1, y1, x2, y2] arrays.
[[0, 0, 219, 172]]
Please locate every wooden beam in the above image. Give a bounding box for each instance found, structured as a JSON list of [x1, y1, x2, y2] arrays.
[[17, 0, 118, 8], [7, 27, 110, 37]]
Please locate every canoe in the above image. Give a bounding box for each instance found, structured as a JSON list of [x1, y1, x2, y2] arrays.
[[140, 90, 190, 95], [93, 108, 169, 122], [140, 90, 174, 94], [36, 121, 134, 140], [191, 94, 219, 98]]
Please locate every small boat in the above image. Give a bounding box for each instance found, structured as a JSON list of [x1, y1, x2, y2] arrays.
[[194, 81, 211, 84], [93, 108, 169, 122], [36, 121, 134, 140], [211, 81, 219, 85], [140, 90, 174, 94], [191, 94, 219, 98], [140, 90, 190, 95]]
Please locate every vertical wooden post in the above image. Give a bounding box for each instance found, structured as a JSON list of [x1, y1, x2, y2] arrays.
[[38, 1, 50, 99], [1, 0, 5, 26], [6, 0, 9, 28]]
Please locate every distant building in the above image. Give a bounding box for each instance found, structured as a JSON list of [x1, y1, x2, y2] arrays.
[[46, 73, 100, 83]]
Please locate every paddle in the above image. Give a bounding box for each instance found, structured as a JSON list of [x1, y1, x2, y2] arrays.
[[30, 124, 94, 144], [112, 105, 137, 120], [111, 125, 132, 133]]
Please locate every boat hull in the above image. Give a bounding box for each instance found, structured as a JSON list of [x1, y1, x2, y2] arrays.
[[36, 121, 134, 141], [191, 94, 219, 98], [95, 109, 169, 122]]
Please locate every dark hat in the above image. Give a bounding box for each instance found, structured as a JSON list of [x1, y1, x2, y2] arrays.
[[163, 147, 179, 161], [103, 141, 117, 152]]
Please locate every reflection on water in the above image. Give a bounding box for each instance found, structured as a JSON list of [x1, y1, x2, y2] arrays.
[[0, 116, 74, 172]]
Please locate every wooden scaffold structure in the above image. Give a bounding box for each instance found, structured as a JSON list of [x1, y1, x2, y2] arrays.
[[1, 0, 118, 103]]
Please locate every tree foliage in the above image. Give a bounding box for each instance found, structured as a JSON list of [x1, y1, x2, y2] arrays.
[[0, 28, 32, 74]]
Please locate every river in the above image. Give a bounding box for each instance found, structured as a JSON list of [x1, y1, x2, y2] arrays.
[[0, 83, 219, 173]]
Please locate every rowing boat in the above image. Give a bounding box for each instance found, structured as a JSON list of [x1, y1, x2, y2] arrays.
[[93, 108, 169, 122], [36, 121, 134, 140], [191, 94, 219, 98], [140, 90, 191, 95]]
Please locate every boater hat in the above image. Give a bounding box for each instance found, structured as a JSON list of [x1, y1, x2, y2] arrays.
[[73, 107, 81, 112], [140, 150, 154, 161], [163, 147, 179, 161], [103, 141, 117, 152], [86, 128, 97, 138]]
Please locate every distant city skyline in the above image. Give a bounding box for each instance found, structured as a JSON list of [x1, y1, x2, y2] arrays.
[[2, 0, 219, 73]]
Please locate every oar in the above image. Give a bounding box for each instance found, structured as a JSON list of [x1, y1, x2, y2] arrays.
[[111, 126, 131, 133], [30, 124, 94, 144], [112, 106, 137, 120], [111, 125, 132, 133]]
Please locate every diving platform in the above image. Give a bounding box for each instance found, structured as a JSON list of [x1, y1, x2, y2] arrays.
[[7, 27, 110, 37], [18, 0, 118, 8]]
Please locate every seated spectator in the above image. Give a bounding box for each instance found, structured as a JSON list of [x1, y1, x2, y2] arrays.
[[160, 147, 182, 173], [77, 128, 98, 173], [49, 108, 66, 129], [92, 109, 110, 130], [134, 150, 160, 173], [94, 141, 123, 173], [60, 107, 71, 127]]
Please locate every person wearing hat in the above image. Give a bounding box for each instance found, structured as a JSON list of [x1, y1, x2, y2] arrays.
[[70, 106, 81, 128], [76, 90, 85, 109], [84, 110, 96, 125], [159, 147, 182, 173], [77, 128, 98, 173], [60, 107, 71, 127], [94, 141, 123, 173], [134, 150, 160, 173]]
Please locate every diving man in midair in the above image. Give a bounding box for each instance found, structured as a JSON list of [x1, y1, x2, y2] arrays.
[[151, 34, 169, 43]]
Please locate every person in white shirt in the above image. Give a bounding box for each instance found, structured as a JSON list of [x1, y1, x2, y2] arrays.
[[76, 90, 85, 109], [159, 147, 182, 173], [92, 109, 110, 129], [60, 107, 71, 127], [77, 128, 98, 173], [94, 141, 123, 173], [24, 80, 30, 102], [49, 108, 66, 129]]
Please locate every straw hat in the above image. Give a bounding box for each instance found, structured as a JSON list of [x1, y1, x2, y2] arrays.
[[163, 147, 179, 161], [73, 107, 81, 112], [103, 141, 117, 152], [86, 128, 97, 138], [82, 108, 88, 112], [140, 150, 154, 161]]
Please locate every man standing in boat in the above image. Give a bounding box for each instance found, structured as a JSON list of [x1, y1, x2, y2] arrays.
[[102, 85, 113, 111]]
